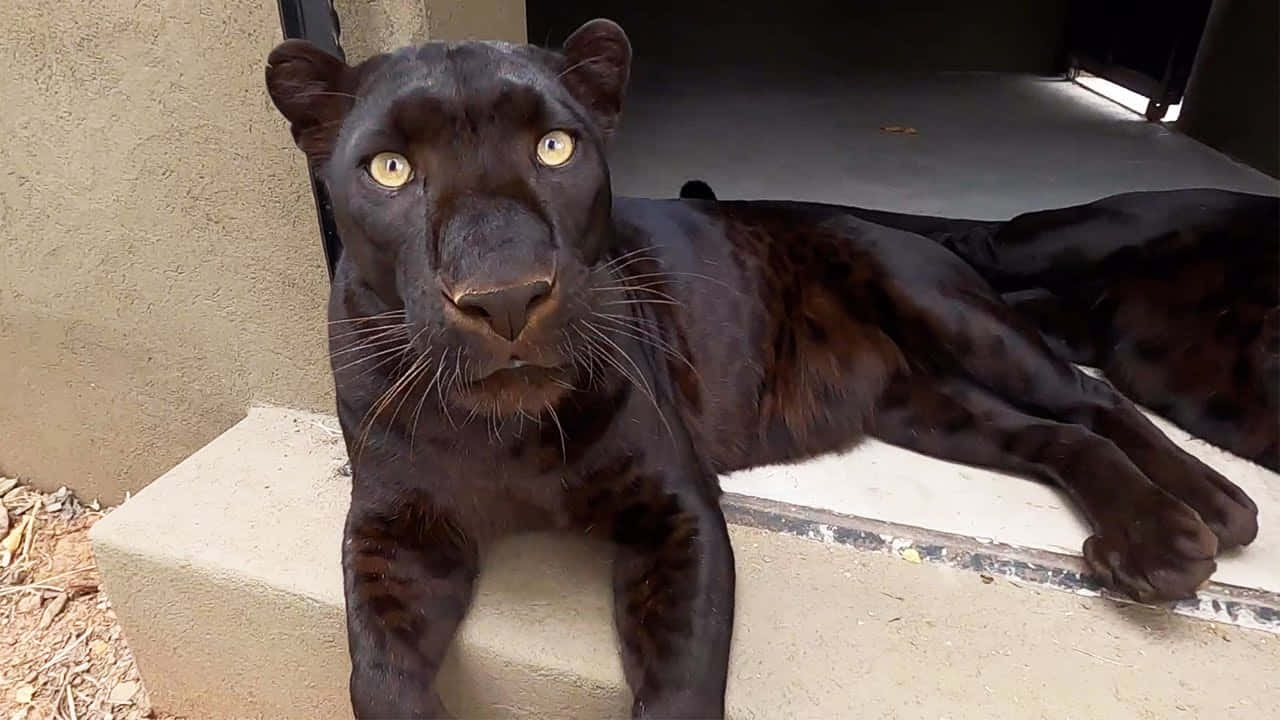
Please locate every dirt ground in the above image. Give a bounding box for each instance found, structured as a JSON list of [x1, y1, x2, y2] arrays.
[[1, 478, 180, 720]]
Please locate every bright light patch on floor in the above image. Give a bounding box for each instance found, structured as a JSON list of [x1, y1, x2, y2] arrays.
[[1073, 72, 1181, 121], [720, 402, 1280, 593]]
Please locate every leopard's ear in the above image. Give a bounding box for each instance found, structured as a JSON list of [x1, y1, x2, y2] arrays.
[[559, 19, 632, 137], [680, 180, 717, 201], [265, 39, 353, 158]]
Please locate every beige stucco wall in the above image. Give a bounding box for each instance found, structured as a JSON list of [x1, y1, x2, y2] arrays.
[[0, 0, 526, 503]]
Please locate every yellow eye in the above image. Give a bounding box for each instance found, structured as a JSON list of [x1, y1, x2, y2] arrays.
[[535, 130, 575, 167], [368, 152, 413, 188]]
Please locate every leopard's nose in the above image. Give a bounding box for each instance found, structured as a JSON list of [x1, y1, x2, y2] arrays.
[[454, 280, 551, 341]]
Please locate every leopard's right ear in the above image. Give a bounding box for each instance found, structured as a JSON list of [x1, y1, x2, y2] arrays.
[[265, 39, 353, 158]]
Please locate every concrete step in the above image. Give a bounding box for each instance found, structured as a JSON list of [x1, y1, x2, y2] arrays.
[[90, 407, 1280, 719]]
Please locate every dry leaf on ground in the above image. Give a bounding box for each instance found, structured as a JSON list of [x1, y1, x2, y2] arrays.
[[108, 681, 140, 705], [16, 591, 41, 612], [37, 593, 68, 629], [12, 686, 34, 705], [1, 514, 33, 567]]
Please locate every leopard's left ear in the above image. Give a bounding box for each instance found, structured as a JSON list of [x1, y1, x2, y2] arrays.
[[559, 19, 632, 137]]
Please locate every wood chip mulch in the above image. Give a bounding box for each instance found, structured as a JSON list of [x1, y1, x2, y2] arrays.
[[1, 478, 182, 720]]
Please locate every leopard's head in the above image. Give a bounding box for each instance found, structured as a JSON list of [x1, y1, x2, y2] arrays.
[[266, 20, 633, 418]]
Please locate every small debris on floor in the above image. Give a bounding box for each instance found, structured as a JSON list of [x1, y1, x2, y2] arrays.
[[0, 477, 183, 720], [980, 573, 995, 584], [1207, 623, 1234, 643], [880, 125, 919, 135], [900, 547, 923, 564], [37, 593, 68, 629], [108, 681, 140, 705]]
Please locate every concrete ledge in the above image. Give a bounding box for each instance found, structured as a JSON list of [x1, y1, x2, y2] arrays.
[[91, 407, 1280, 719]]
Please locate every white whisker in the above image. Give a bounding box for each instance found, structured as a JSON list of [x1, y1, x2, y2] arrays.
[[545, 401, 567, 462], [331, 342, 412, 374], [592, 313, 697, 373], [327, 310, 406, 326], [328, 323, 409, 342]]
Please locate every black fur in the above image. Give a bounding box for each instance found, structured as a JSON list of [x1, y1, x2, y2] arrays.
[[684, 179, 1280, 470]]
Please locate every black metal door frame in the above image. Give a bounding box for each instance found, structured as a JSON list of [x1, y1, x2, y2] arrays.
[[275, 0, 346, 278], [1065, 0, 1213, 121]]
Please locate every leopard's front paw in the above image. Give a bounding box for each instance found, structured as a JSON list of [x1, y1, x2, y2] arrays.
[[1084, 489, 1218, 602]]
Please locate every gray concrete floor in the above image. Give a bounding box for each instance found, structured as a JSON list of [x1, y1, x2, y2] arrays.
[[609, 68, 1278, 217]]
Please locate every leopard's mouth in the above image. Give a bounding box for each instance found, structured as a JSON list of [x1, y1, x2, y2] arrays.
[[473, 362, 565, 386], [452, 361, 574, 416]]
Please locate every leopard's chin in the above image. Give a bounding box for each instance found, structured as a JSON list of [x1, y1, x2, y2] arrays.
[[450, 364, 574, 417]]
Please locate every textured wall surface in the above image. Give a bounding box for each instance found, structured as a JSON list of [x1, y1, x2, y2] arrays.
[[0, 0, 526, 502], [338, 0, 525, 60]]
